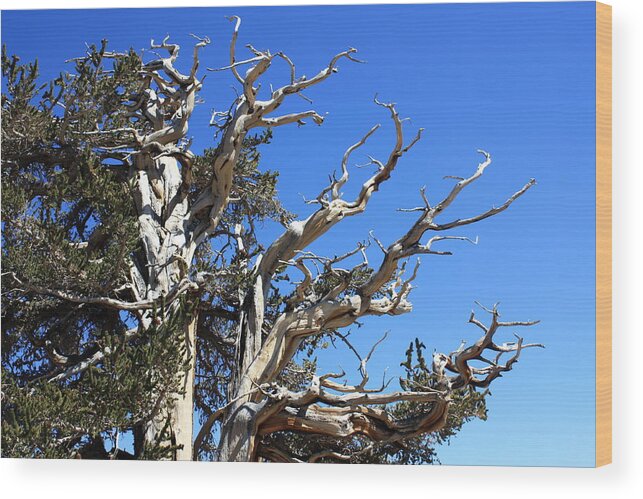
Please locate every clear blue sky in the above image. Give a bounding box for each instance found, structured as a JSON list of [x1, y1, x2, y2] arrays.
[[1, 2, 597, 466]]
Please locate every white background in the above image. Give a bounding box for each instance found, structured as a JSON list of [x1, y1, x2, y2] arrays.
[[0, 0, 640, 497]]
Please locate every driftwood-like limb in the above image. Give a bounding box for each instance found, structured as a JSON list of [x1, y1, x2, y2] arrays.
[[331, 124, 381, 200], [434, 149, 493, 214], [431, 178, 537, 230], [224, 16, 245, 84], [250, 305, 539, 455]]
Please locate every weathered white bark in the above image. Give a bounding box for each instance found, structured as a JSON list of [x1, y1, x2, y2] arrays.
[[143, 313, 197, 460], [131, 150, 194, 458]]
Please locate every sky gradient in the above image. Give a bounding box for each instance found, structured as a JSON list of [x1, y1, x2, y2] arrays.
[[1, 2, 597, 466]]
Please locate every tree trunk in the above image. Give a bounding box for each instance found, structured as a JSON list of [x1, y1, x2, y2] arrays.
[[216, 282, 266, 462], [131, 153, 197, 460], [218, 403, 259, 462], [173, 313, 197, 460], [143, 313, 197, 460]]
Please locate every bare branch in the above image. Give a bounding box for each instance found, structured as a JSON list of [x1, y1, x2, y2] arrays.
[[225, 15, 245, 84], [431, 178, 537, 231], [255, 110, 325, 128], [331, 124, 381, 200], [48, 327, 139, 383], [433, 149, 492, 214], [7, 272, 198, 311]]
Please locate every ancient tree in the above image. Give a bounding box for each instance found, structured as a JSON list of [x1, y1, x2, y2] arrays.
[[1, 18, 540, 462]]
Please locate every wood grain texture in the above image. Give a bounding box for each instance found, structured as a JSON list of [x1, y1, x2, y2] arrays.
[[595, 1, 612, 468]]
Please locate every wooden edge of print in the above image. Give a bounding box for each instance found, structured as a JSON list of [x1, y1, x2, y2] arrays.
[[595, 1, 612, 468]]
